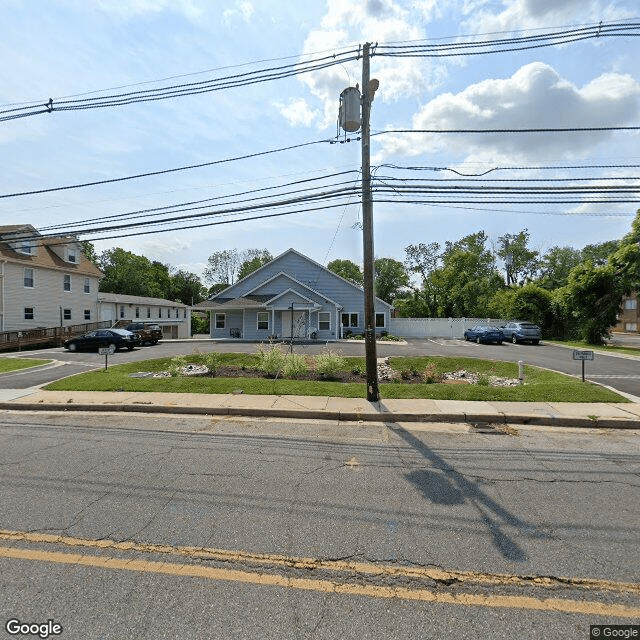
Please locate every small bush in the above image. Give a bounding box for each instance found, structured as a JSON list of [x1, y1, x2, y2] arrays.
[[315, 350, 347, 378], [283, 353, 308, 379], [422, 363, 442, 384], [168, 355, 188, 377], [477, 374, 490, 386], [256, 344, 286, 377], [202, 352, 221, 375]]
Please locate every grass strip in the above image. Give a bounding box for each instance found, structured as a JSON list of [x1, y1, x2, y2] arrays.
[[44, 354, 627, 403], [0, 357, 51, 373]]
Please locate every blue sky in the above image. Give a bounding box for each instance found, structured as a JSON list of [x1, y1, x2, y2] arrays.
[[1, 0, 639, 282]]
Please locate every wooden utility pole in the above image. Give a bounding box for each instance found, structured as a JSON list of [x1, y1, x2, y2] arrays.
[[361, 43, 380, 402]]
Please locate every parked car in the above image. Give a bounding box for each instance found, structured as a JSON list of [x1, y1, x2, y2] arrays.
[[500, 321, 541, 345], [112, 321, 163, 345], [63, 329, 139, 352], [463, 325, 504, 344]]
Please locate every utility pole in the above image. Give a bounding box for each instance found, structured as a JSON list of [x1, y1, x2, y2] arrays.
[[361, 43, 380, 402]]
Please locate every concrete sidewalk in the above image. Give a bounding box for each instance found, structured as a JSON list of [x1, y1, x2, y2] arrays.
[[1, 388, 640, 429]]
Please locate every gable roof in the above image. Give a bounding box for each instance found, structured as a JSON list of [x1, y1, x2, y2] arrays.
[[209, 248, 393, 309], [244, 271, 341, 307]]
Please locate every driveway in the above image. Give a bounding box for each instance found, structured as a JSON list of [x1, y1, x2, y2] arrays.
[[3, 337, 639, 399]]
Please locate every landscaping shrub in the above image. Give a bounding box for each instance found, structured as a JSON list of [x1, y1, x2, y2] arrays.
[[256, 344, 286, 377], [315, 350, 347, 378], [283, 353, 308, 379]]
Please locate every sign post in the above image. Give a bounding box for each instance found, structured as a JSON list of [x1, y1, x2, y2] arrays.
[[572, 349, 594, 382], [98, 346, 116, 370]]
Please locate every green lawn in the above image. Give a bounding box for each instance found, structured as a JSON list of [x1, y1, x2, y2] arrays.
[[43, 353, 628, 403], [547, 340, 640, 358], [0, 357, 51, 373]]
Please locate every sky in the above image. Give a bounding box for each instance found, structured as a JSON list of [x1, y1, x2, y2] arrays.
[[1, 0, 639, 284]]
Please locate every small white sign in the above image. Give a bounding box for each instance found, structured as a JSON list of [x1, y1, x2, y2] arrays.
[[98, 346, 116, 356], [572, 349, 594, 361]]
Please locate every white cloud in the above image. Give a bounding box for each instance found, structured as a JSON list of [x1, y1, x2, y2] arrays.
[[378, 62, 640, 163], [93, 0, 206, 21], [291, 0, 446, 129], [223, 1, 255, 25], [462, 0, 633, 34], [274, 98, 320, 127]]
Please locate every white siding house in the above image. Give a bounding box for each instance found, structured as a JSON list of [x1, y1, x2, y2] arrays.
[[0, 225, 103, 331], [97, 293, 192, 339]]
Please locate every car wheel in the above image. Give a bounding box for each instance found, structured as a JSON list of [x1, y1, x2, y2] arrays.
[[108, 342, 117, 352], [68, 343, 77, 352], [476, 337, 482, 344], [532, 339, 539, 345], [511, 335, 518, 344]]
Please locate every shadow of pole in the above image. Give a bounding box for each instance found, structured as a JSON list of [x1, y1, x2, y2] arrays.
[[382, 416, 549, 562]]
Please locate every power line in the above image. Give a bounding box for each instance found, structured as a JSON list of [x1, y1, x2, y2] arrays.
[[0, 138, 334, 200]]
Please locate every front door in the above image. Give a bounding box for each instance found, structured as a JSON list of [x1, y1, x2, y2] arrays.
[[281, 311, 306, 339]]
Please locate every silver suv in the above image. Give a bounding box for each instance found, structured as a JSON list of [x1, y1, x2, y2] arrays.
[[500, 321, 541, 345]]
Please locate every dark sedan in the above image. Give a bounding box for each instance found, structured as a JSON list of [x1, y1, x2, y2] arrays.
[[463, 325, 504, 344], [63, 329, 139, 352]]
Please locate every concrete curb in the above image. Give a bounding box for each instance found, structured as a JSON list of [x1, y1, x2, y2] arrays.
[[1, 402, 638, 430]]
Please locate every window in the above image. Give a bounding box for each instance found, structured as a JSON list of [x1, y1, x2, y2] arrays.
[[158, 308, 162, 318], [624, 298, 637, 310], [63, 274, 71, 292], [318, 312, 330, 331], [63, 309, 71, 320], [375, 313, 385, 328], [626, 323, 638, 331], [175, 309, 179, 319], [147, 307, 151, 318], [135, 307, 140, 318], [24, 268, 34, 288], [84, 278, 90, 294], [24, 308, 34, 320], [84, 309, 91, 320], [120, 307, 125, 319], [257, 312, 269, 331], [184, 309, 187, 319], [21, 242, 32, 255], [68, 249, 76, 263], [215, 314, 226, 329], [342, 313, 358, 328]]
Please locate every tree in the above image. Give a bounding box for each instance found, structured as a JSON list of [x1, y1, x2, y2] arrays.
[[81, 241, 99, 267], [582, 240, 620, 266], [496, 230, 540, 285], [327, 259, 363, 285], [169, 270, 206, 305], [238, 250, 273, 280], [98, 248, 158, 297], [538, 246, 582, 290], [403, 242, 441, 316], [203, 248, 272, 285], [374, 257, 409, 304]]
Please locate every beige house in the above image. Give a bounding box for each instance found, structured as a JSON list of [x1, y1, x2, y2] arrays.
[[97, 293, 191, 339], [0, 225, 103, 332], [615, 292, 639, 333]]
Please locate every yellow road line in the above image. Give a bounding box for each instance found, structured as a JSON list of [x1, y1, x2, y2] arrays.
[[1, 545, 639, 618], [1, 529, 638, 595]]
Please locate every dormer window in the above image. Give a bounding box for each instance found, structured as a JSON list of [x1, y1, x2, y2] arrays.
[[21, 242, 32, 255], [68, 248, 77, 263]]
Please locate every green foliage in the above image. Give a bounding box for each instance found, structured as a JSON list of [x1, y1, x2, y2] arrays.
[[201, 352, 221, 374], [496, 229, 540, 285], [256, 344, 286, 376], [538, 246, 582, 289], [204, 248, 272, 285], [282, 353, 309, 379], [168, 355, 188, 377], [191, 313, 210, 335], [238, 250, 273, 281], [374, 257, 410, 304], [169, 269, 206, 305], [422, 363, 441, 383], [314, 350, 347, 378], [327, 259, 363, 285]]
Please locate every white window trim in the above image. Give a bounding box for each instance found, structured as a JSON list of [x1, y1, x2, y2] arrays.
[[84, 309, 91, 320], [257, 311, 269, 331], [318, 311, 331, 331], [24, 307, 34, 320], [84, 278, 91, 294], [215, 313, 226, 329], [342, 312, 359, 328], [375, 312, 386, 328], [24, 268, 34, 288], [63, 274, 72, 292], [67, 249, 77, 263]]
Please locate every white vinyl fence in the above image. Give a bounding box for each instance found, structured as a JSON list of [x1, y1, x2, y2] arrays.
[[389, 317, 504, 339]]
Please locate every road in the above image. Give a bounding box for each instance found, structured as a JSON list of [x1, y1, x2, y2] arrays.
[[0, 412, 638, 639], [3, 337, 640, 399]]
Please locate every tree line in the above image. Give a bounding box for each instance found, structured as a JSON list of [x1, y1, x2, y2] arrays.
[[84, 209, 640, 344]]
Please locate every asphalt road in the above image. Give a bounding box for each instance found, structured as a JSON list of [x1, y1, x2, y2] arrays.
[[3, 337, 640, 399], [0, 413, 638, 639]]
